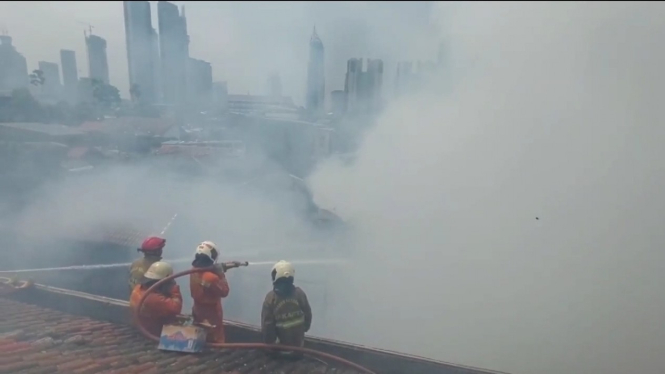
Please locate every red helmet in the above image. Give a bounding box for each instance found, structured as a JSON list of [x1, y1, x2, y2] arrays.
[[139, 236, 166, 253]]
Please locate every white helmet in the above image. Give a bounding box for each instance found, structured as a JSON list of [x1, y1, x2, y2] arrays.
[[272, 260, 295, 282], [144, 261, 174, 280], [195, 241, 218, 263]]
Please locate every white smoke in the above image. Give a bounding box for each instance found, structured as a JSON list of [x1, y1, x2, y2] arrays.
[[309, 2, 665, 374]]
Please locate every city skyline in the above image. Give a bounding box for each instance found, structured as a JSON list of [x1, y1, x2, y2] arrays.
[[0, 1, 437, 103]]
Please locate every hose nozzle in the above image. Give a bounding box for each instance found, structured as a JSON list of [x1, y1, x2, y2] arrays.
[[221, 261, 249, 271]]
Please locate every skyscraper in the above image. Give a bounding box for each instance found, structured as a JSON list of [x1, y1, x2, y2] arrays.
[[124, 1, 157, 103], [394, 61, 413, 97], [158, 1, 189, 107], [305, 27, 325, 114], [38, 61, 62, 99], [366, 58, 384, 111], [344, 58, 384, 116], [267, 73, 282, 98], [60, 50, 78, 103], [151, 28, 162, 103], [187, 58, 212, 109], [85, 33, 110, 84], [0, 35, 28, 94]]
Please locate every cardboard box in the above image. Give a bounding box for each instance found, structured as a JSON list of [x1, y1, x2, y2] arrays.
[[158, 324, 207, 353]]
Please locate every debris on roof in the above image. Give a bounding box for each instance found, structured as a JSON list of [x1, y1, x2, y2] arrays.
[[0, 298, 362, 374]]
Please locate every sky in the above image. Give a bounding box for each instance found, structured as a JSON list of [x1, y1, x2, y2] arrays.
[[0, 1, 439, 102]]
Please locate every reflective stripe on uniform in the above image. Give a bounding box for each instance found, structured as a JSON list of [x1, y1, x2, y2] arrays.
[[275, 316, 305, 329]]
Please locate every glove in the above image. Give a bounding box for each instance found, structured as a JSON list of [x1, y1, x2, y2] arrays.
[[213, 263, 226, 274]]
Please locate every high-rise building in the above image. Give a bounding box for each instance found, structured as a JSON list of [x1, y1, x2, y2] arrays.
[[38, 61, 62, 99], [0, 35, 28, 94], [330, 90, 346, 116], [158, 1, 189, 107], [305, 27, 325, 114], [267, 73, 282, 98], [85, 33, 110, 84], [366, 59, 384, 111], [344, 58, 383, 115], [124, 1, 157, 103], [187, 58, 212, 109], [60, 50, 78, 103], [150, 28, 162, 103]]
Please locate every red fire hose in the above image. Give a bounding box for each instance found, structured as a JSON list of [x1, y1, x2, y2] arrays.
[[134, 267, 376, 374]]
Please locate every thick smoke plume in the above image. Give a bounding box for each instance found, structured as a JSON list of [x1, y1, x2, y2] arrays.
[[309, 2, 665, 374]]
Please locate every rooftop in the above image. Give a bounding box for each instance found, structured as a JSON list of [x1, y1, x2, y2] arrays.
[[0, 277, 509, 374], [0, 122, 86, 137], [0, 298, 354, 374], [80, 117, 177, 137]]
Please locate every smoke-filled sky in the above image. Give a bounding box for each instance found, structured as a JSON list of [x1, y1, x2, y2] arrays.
[[0, 1, 438, 102], [308, 2, 665, 374]]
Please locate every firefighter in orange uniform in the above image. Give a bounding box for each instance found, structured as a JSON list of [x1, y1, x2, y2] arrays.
[[190, 241, 230, 343], [129, 261, 183, 337], [129, 236, 166, 294]]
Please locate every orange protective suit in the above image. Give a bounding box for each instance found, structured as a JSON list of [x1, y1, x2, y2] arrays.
[[129, 283, 183, 337], [190, 270, 230, 343]]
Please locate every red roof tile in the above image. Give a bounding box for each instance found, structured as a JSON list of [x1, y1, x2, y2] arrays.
[[0, 298, 362, 374]]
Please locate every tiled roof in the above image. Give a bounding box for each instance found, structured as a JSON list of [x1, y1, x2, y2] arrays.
[[0, 298, 362, 374]]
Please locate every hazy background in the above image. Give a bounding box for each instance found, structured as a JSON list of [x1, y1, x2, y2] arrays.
[[3, 2, 665, 374], [309, 2, 665, 374], [0, 1, 438, 102]]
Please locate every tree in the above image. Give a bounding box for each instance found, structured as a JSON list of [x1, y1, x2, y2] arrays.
[[29, 69, 46, 87], [29, 69, 46, 95], [4, 88, 45, 122], [91, 79, 121, 111]]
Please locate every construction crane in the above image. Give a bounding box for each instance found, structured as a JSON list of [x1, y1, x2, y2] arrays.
[[77, 21, 94, 37]]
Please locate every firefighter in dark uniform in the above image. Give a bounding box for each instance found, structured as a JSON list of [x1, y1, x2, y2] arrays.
[[261, 260, 312, 357]]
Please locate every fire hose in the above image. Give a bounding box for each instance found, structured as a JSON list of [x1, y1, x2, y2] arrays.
[[134, 267, 377, 374]]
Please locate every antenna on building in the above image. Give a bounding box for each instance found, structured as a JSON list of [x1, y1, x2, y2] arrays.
[[0, 25, 8, 36], [77, 21, 94, 37]]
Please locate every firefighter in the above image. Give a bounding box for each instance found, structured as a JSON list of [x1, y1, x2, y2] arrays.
[[129, 261, 182, 337], [261, 260, 312, 352], [190, 241, 230, 343], [129, 236, 166, 293]]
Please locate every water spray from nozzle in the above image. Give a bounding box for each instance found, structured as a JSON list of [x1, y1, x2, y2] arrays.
[[0, 258, 346, 274]]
